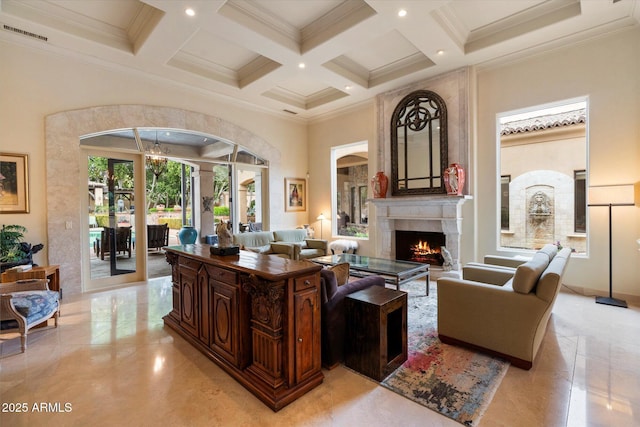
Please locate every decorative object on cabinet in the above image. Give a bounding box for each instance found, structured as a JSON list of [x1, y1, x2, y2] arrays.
[[0, 152, 29, 213], [178, 225, 198, 244], [444, 163, 465, 195], [0, 224, 43, 272], [371, 171, 389, 198], [285, 177, 306, 212]]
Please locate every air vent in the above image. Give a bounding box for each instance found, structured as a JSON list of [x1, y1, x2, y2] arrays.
[[283, 109, 298, 115], [2, 24, 48, 42]]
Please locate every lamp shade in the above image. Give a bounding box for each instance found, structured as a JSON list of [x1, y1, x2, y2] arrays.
[[588, 184, 636, 206], [317, 213, 326, 221]]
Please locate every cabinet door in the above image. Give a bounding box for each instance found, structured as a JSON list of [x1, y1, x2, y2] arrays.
[[198, 266, 210, 343], [294, 284, 321, 383], [210, 280, 239, 366], [179, 266, 198, 336]]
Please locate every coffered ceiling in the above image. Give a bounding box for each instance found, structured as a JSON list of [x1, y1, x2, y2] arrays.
[[1, 0, 638, 121]]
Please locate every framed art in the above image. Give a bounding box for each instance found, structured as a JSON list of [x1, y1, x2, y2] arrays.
[[285, 177, 306, 212], [0, 153, 30, 213]]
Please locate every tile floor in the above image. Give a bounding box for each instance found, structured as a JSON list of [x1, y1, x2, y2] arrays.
[[1, 277, 639, 427]]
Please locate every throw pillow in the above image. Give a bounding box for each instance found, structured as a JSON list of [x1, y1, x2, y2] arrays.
[[327, 262, 350, 286]]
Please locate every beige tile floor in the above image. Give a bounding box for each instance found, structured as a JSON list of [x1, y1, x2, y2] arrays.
[[1, 278, 639, 427]]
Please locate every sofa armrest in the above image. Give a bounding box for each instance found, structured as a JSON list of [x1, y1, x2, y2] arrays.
[[437, 277, 548, 362], [462, 265, 515, 285], [270, 242, 299, 259], [484, 255, 529, 268], [305, 238, 327, 252]]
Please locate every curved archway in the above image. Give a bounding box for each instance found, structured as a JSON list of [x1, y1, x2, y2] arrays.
[[45, 105, 280, 296]]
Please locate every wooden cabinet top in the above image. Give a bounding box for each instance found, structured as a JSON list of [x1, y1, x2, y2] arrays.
[[165, 245, 321, 280]]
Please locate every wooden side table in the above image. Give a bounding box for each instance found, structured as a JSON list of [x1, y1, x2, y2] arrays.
[[345, 286, 407, 381], [1, 265, 61, 298]]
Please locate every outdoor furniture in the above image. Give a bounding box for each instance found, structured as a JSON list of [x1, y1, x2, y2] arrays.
[[147, 224, 169, 251], [95, 226, 132, 260], [0, 278, 60, 353]]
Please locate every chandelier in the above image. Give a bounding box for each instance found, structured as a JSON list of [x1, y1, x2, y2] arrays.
[[146, 133, 169, 178]]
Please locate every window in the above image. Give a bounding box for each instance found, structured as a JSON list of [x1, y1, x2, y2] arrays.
[[498, 99, 587, 253], [331, 142, 369, 238], [501, 175, 510, 230]]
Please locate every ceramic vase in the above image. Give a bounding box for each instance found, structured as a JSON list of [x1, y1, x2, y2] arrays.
[[371, 171, 389, 198], [444, 163, 465, 196], [178, 226, 198, 244]]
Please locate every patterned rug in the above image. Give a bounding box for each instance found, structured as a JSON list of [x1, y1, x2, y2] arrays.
[[381, 280, 509, 426]]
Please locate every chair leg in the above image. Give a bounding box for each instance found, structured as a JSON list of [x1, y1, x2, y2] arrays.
[[20, 334, 27, 352]]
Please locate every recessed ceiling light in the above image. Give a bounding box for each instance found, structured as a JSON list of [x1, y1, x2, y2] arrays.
[[185, 8, 196, 17], [437, 49, 445, 55], [298, 62, 306, 69], [398, 9, 407, 17]]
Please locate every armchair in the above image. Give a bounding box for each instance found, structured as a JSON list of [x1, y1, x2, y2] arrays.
[[0, 279, 59, 353], [320, 267, 385, 368], [437, 245, 571, 369]]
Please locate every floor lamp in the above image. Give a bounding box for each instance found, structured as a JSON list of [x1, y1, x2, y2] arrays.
[[588, 184, 639, 308], [316, 213, 325, 239]]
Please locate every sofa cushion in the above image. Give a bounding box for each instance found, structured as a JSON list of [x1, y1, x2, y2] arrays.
[[273, 229, 307, 243], [233, 231, 274, 248], [327, 263, 350, 286], [512, 252, 549, 294]]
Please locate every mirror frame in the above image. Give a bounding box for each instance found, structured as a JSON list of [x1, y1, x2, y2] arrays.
[[390, 89, 448, 196]]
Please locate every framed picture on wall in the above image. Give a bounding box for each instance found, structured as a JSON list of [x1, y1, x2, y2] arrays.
[[0, 153, 29, 213], [285, 178, 306, 212]]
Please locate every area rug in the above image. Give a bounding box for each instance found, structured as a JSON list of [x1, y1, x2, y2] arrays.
[[380, 280, 509, 426]]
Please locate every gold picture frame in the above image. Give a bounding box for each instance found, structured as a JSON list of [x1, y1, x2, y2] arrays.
[[285, 178, 306, 212], [0, 152, 29, 213]]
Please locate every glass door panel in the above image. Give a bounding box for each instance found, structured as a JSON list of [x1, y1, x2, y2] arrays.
[[87, 153, 141, 283]]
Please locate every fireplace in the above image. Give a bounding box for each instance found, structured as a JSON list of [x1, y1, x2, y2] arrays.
[[396, 231, 446, 266]]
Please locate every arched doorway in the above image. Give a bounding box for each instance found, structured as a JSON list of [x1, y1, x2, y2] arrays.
[[45, 105, 280, 296]]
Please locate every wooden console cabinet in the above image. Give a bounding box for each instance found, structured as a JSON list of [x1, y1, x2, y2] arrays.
[[163, 245, 323, 411]]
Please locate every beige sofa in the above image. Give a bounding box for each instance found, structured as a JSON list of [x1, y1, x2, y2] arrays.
[[437, 244, 572, 369], [232, 229, 327, 260]]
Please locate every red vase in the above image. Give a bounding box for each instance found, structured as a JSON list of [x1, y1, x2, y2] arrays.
[[444, 163, 465, 195], [371, 171, 389, 198]]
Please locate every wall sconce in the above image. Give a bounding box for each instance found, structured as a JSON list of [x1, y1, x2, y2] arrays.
[[588, 183, 640, 308]]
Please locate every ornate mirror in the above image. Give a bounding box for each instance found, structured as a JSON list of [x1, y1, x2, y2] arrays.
[[391, 90, 448, 195]]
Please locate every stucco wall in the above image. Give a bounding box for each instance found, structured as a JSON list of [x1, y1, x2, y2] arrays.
[[476, 28, 640, 298], [0, 40, 308, 294]]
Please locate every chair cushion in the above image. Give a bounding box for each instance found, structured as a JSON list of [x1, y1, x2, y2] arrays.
[[244, 244, 273, 254], [512, 252, 549, 294], [326, 263, 350, 286], [10, 290, 59, 323]]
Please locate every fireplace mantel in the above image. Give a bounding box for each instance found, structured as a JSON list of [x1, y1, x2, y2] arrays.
[[370, 196, 471, 271]]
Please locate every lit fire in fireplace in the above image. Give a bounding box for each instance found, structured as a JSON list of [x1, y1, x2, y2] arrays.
[[409, 240, 441, 263]]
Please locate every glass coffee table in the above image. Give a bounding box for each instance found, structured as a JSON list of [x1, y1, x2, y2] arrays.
[[312, 253, 430, 295]]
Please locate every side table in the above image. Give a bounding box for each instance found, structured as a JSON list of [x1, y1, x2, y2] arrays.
[[1, 265, 61, 299], [345, 286, 407, 381]]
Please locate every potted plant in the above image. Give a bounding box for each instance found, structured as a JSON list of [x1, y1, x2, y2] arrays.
[[0, 224, 44, 272]]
